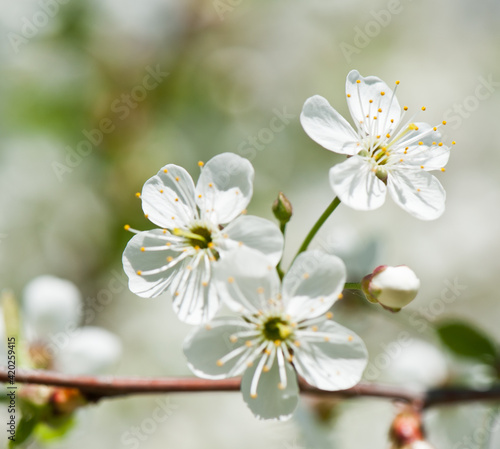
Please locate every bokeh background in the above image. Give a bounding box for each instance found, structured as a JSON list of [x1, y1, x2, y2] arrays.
[[1, 0, 500, 448]]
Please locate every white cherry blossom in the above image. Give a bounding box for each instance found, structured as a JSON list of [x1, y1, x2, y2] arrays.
[[122, 153, 283, 325], [301, 70, 452, 220], [183, 250, 367, 420], [0, 275, 122, 375]]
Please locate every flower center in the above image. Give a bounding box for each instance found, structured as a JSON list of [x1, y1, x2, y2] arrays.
[[261, 316, 294, 342], [187, 225, 213, 249]]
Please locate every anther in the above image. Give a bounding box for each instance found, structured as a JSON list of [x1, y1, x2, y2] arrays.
[[198, 161, 204, 167], [421, 107, 426, 111], [163, 169, 168, 173], [442, 121, 447, 125], [137, 270, 142, 276], [140, 247, 145, 252], [175, 176, 180, 182], [124, 224, 130, 231], [326, 312, 333, 319], [441, 167, 446, 172], [135, 192, 141, 198], [228, 277, 234, 284]]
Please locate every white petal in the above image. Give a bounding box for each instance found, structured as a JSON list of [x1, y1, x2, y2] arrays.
[[346, 70, 401, 135], [300, 95, 359, 155], [388, 169, 446, 220], [329, 156, 387, 211], [195, 153, 254, 224], [213, 249, 280, 314], [219, 215, 284, 266], [183, 317, 254, 379], [371, 265, 420, 309], [241, 355, 299, 420], [122, 230, 186, 298], [170, 255, 220, 325], [23, 276, 81, 339], [282, 251, 346, 319], [294, 320, 367, 390], [54, 326, 122, 375], [393, 122, 450, 170], [141, 164, 197, 229]]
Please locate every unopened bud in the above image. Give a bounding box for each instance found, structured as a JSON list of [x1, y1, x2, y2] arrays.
[[362, 265, 420, 312], [272, 192, 293, 226], [390, 407, 434, 449]]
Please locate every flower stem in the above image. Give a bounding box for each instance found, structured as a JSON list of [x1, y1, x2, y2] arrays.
[[293, 197, 341, 260], [344, 282, 362, 290], [276, 223, 287, 280]]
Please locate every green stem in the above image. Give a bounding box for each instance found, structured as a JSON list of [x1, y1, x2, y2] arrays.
[[293, 197, 341, 261], [276, 223, 287, 280], [344, 282, 362, 290]]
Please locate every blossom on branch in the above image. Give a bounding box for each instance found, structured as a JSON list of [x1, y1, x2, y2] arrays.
[[122, 153, 283, 324], [183, 250, 368, 420], [300, 70, 452, 220]]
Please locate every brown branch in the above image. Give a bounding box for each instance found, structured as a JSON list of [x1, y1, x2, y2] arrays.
[[2, 368, 500, 408]]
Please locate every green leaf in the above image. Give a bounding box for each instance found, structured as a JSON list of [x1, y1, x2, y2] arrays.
[[436, 321, 498, 364], [35, 415, 76, 442], [8, 415, 39, 448]]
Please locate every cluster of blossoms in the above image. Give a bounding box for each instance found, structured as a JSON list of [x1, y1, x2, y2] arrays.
[[123, 70, 451, 420], [1, 276, 122, 441]]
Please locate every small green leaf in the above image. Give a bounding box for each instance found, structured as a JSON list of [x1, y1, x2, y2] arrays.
[[8, 415, 38, 448], [436, 321, 497, 364], [35, 415, 76, 442]]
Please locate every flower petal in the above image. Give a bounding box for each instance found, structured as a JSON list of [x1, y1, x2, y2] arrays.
[[241, 355, 299, 420], [122, 230, 186, 298], [142, 164, 197, 229], [393, 123, 450, 170], [329, 156, 387, 211], [282, 251, 346, 319], [213, 249, 280, 314], [195, 153, 254, 224], [346, 70, 401, 136], [387, 169, 446, 220], [219, 215, 284, 266], [294, 320, 367, 390], [23, 276, 81, 339], [300, 95, 359, 155], [183, 317, 254, 379], [54, 326, 122, 375], [170, 255, 220, 325]]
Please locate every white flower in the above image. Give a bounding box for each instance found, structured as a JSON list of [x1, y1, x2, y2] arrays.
[[300, 70, 452, 220], [1, 275, 122, 375], [122, 153, 283, 325], [362, 265, 420, 311], [183, 250, 368, 420]]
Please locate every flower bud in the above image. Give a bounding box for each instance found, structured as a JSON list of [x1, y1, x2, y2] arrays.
[[362, 265, 420, 312], [390, 407, 435, 449], [272, 192, 293, 226]]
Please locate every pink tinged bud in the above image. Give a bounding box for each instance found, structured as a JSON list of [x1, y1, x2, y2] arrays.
[[362, 265, 420, 312]]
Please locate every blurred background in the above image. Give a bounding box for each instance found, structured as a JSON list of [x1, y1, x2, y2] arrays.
[[1, 0, 500, 447]]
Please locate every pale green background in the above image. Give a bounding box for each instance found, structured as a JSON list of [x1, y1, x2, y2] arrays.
[[1, 0, 500, 448]]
